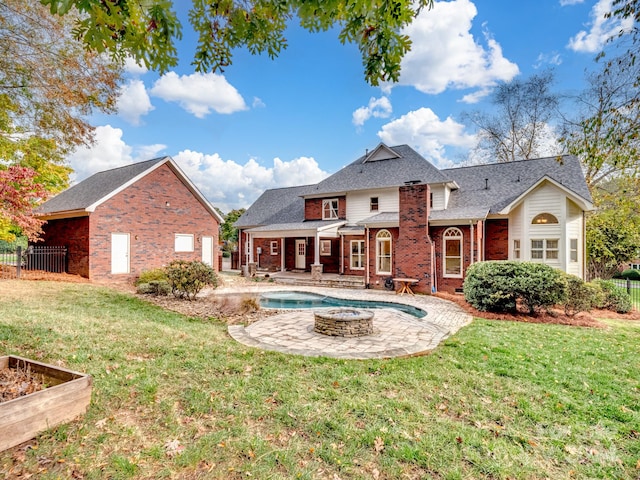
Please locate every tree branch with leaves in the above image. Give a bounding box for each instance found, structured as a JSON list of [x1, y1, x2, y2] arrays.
[[40, 0, 433, 86]]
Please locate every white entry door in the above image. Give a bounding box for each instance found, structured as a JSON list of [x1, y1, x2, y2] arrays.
[[295, 239, 306, 269], [202, 236, 213, 267], [111, 233, 130, 274]]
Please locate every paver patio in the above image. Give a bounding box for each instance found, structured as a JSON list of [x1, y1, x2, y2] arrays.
[[217, 281, 472, 359]]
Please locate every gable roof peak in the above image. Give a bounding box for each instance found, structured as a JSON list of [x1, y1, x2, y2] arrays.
[[363, 142, 402, 163]]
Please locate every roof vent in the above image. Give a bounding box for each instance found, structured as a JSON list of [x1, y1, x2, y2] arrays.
[[404, 180, 421, 185], [484, 178, 489, 190]]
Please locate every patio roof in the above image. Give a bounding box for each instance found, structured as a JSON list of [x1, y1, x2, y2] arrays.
[[244, 220, 346, 238]]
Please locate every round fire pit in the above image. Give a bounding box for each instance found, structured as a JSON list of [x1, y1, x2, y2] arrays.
[[314, 308, 375, 337]]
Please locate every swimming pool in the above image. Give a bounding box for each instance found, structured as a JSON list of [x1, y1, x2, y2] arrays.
[[259, 291, 427, 318]]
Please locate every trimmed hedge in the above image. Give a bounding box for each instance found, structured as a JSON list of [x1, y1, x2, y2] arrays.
[[135, 268, 168, 286], [463, 261, 567, 314]]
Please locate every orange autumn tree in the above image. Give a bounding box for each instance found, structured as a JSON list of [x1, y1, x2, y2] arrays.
[[0, 166, 47, 242], [0, 0, 122, 240]]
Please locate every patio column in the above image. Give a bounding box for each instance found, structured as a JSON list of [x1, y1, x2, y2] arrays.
[[311, 230, 323, 280]]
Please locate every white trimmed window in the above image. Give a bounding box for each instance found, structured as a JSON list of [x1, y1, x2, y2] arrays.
[[531, 239, 559, 261], [370, 197, 379, 211], [320, 240, 331, 256], [270, 241, 278, 255], [443, 227, 463, 278], [513, 239, 521, 259], [569, 238, 578, 262], [376, 230, 392, 275], [350, 240, 365, 270], [175, 234, 194, 252], [322, 199, 339, 219]]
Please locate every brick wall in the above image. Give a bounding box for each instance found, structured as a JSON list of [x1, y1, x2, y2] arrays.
[[253, 238, 282, 271], [484, 219, 509, 260], [40, 216, 90, 277], [431, 224, 472, 293], [366, 227, 400, 289], [304, 196, 346, 220], [89, 163, 219, 280], [396, 184, 432, 294]]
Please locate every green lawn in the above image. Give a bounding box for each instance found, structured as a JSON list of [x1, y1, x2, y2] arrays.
[[1, 281, 639, 479]]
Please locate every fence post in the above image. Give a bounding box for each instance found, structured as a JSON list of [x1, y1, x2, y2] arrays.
[[16, 246, 21, 279], [628, 278, 632, 295]]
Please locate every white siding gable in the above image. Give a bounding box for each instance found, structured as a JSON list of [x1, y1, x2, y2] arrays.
[[346, 188, 398, 224]]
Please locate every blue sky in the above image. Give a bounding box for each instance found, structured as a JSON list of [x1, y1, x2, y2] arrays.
[[68, 0, 633, 213]]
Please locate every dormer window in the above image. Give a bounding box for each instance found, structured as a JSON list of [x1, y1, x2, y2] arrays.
[[322, 199, 339, 219], [370, 197, 379, 212]]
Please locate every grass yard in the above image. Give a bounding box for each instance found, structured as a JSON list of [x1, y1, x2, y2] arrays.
[[0, 281, 639, 479]]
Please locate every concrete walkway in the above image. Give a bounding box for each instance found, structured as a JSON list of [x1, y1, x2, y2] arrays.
[[216, 275, 472, 360]]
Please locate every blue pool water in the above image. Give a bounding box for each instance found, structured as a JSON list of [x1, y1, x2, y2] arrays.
[[259, 291, 427, 318]]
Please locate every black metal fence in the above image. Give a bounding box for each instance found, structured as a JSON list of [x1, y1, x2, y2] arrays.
[[0, 246, 67, 279], [612, 278, 640, 309]]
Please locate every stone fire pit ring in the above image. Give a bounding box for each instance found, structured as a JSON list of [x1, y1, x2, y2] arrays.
[[314, 308, 376, 337]]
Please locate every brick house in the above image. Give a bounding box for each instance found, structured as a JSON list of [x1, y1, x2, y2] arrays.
[[236, 143, 594, 293], [36, 157, 223, 281]]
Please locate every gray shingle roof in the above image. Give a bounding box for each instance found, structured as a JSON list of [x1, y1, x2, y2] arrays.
[[37, 157, 168, 214], [235, 184, 318, 228], [442, 155, 593, 215], [307, 144, 451, 196]]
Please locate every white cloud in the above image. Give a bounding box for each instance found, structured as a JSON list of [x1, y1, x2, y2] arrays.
[[124, 57, 148, 75], [378, 107, 476, 167], [534, 52, 563, 69], [352, 96, 393, 127], [252, 97, 266, 108], [66, 125, 329, 213], [560, 0, 584, 5], [67, 126, 167, 183], [68, 126, 134, 182], [150, 71, 247, 118], [567, 0, 634, 53], [397, 0, 519, 97], [116, 79, 154, 125], [174, 151, 330, 213]]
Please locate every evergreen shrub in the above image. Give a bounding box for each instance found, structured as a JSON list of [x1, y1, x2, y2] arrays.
[[166, 260, 218, 300], [463, 261, 567, 314]]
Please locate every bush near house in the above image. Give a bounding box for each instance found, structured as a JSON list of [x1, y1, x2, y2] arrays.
[[463, 261, 567, 314], [591, 279, 633, 314], [165, 260, 218, 300], [563, 274, 600, 316]]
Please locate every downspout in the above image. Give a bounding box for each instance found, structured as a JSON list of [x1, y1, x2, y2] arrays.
[[470, 220, 474, 265], [365, 226, 370, 287], [340, 233, 344, 274]]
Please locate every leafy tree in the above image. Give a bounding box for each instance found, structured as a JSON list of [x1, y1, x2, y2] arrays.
[[463, 71, 560, 163], [0, 166, 48, 242], [586, 176, 640, 279], [221, 208, 246, 253], [0, 0, 122, 237], [40, 0, 433, 86], [561, 53, 639, 189]]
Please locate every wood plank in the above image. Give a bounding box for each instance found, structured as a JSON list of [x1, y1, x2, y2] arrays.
[[0, 356, 92, 452]]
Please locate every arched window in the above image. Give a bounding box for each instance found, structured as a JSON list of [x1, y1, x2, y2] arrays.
[[531, 213, 558, 224], [443, 227, 463, 278], [376, 230, 392, 275]]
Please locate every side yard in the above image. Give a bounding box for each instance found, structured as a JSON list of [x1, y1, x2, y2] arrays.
[[0, 281, 639, 479]]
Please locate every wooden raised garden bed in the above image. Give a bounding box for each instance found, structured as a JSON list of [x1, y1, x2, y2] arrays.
[[0, 355, 92, 452]]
